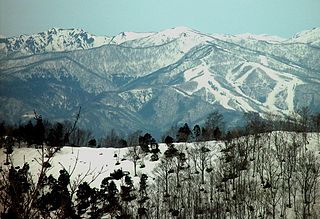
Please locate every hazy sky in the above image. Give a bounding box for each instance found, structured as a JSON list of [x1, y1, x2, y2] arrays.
[[1, 0, 320, 38]]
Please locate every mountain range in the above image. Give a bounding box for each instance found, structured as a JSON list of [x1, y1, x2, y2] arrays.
[[0, 27, 319, 137]]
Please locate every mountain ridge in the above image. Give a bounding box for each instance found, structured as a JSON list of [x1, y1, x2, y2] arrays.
[[0, 27, 319, 137], [1, 26, 294, 57]]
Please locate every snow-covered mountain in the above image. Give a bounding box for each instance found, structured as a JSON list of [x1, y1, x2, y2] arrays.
[[287, 27, 320, 46], [0, 28, 109, 56], [0, 28, 155, 58], [0, 27, 319, 136]]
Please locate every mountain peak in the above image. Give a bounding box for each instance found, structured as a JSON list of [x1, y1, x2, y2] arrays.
[[45, 28, 89, 36], [171, 26, 194, 32], [293, 27, 320, 37], [159, 26, 196, 36], [110, 31, 155, 44], [234, 33, 286, 42], [289, 27, 320, 44], [47, 27, 60, 34], [0, 28, 113, 56]]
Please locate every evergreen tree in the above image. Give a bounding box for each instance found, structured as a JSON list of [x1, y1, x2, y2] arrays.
[[33, 116, 45, 146], [139, 133, 152, 152], [164, 135, 174, 146], [4, 136, 14, 165], [193, 124, 201, 141], [138, 174, 149, 218], [88, 138, 97, 147], [24, 121, 34, 146], [150, 138, 159, 161], [12, 124, 23, 147], [121, 175, 136, 203], [177, 123, 192, 142], [0, 121, 6, 137], [118, 138, 128, 148], [107, 181, 120, 214], [5, 163, 30, 218], [213, 127, 222, 140], [47, 122, 64, 148], [76, 182, 93, 215]]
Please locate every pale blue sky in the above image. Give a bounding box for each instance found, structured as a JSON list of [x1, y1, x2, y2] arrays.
[[1, 0, 319, 38]]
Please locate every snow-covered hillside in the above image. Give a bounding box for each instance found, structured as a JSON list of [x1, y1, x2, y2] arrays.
[[0, 143, 170, 188], [1, 132, 320, 218], [2, 132, 318, 189]]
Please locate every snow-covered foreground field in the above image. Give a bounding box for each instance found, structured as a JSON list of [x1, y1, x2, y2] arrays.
[[0, 141, 222, 188], [1, 132, 320, 218]]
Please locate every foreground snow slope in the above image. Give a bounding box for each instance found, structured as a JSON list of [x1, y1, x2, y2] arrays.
[[0, 141, 219, 188], [1, 132, 319, 189], [1, 132, 320, 218]]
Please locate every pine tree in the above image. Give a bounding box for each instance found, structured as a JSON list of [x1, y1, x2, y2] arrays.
[[138, 174, 149, 218], [88, 138, 97, 147], [24, 121, 34, 146], [177, 123, 192, 142], [76, 182, 93, 215], [139, 133, 152, 152], [4, 136, 14, 165], [34, 116, 45, 146], [193, 124, 201, 141], [47, 122, 64, 149], [213, 127, 222, 140]]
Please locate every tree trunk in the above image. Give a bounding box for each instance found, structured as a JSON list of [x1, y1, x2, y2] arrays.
[[134, 160, 137, 176]]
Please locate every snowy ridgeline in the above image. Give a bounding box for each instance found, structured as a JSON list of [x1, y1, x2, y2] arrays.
[[1, 27, 320, 138], [1, 131, 320, 218]]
